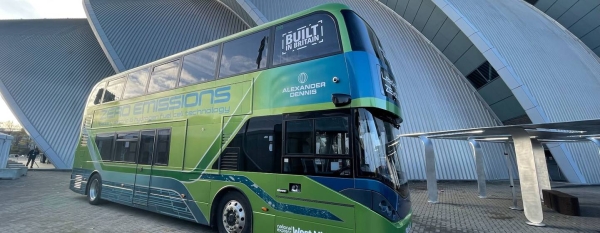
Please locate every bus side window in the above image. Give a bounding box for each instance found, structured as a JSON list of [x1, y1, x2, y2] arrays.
[[138, 130, 155, 165], [154, 129, 171, 166], [103, 78, 126, 103], [114, 132, 139, 163], [285, 120, 313, 154], [95, 133, 114, 161], [148, 60, 180, 94], [315, 117, 349, 155], [212, 116, 283, 173], [179, 45, 219, 87], [242, 116, 282, 173], [219, 30, 269, 78], [122, 68, 150, 99], [282, 112, 352, 177]]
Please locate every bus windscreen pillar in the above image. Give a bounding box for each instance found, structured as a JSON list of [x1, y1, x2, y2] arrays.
[[508, 128, 545, 227], [420, 136, 438, 203], [504, 142, 521, 210], [468, 138, 487, 198], [590, 137, 600, 149], [531, 139, 551, 199]]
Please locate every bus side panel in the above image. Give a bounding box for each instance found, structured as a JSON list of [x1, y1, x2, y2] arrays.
[[169, 123, 186, 169], [254, 212, 276, 233], [184, 121, 219, 170], [70, 168, 93, 195], [183, 179, 211, 205], [275, 216, 354, 233], [253, 54, 350, 113]]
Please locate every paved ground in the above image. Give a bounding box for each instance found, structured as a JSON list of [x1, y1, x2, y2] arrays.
[[409, 181, 600, 232], [0, 172, 599, 233], [11, 156, 56, 169]]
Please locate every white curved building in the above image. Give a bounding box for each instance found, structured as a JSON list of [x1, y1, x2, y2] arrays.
[[0, 0, 599, 184]]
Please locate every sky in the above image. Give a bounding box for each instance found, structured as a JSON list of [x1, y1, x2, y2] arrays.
[[0, 0, 85, 124]]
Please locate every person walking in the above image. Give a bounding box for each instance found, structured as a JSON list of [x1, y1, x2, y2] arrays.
[[25, 148, 39, 169]]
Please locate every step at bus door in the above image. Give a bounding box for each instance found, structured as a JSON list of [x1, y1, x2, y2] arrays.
[[133, 130, 155, 206]]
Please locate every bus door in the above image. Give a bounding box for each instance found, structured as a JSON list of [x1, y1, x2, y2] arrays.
[[133, 130, 155, 207], [274, 115, 355, 232]]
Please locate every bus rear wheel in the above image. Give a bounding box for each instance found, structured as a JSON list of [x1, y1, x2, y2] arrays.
[[87, 174, 103, 205], [217, 191, 252, 233]]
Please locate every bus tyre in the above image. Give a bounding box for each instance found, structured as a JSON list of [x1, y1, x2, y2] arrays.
[[217, 191, 252, 233], [87, 174, 103, 205]]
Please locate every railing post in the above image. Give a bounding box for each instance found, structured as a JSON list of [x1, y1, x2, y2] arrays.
[[420, 136, 438, 203], [468, 138, 487, 198], [531, 139, 551, 200], [504, 142, 521, 210], [508, 128, 545, 227]]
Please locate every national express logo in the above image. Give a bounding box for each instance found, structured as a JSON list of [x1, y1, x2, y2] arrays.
[[276, 224, 323, 233], [282, 72, 325, 98], [97, 86, 231, 120]]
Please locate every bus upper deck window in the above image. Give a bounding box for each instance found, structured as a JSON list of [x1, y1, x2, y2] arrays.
[[103, 78, 126, 103], [148, 60, 180, 94], [273, 13, 341, 66], [122, 69, 150, 99], [87, 82, 105, 106], [219, 30, 269, 78], [180, 45, 219, 87]]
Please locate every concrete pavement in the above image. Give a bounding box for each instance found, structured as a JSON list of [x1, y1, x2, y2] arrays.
[[1, 172, 599, 232]]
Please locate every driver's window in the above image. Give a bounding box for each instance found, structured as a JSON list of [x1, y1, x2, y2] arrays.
[[283, 114, 352, 177], [285, 120, 313, 154], [315, 117, 349, 155]]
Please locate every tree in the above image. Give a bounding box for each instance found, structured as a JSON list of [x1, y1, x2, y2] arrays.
[[0, 120, 20, 135], [9, 128, 30, 154]]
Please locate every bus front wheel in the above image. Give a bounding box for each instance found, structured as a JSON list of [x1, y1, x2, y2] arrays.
[[87, 174, 103, 205], [217, 191, 253, 233]]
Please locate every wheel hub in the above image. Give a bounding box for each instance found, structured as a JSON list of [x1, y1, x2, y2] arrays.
[[222, 200, 246, 233], [89, 179, 98, 201]]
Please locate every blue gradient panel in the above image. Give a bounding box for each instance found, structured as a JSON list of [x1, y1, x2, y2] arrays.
[[69, 169, 208, 225], [355, 178, 398, 208], [345, 51, 400, 108], [308, 176, 354, 192], [200, 173, 342, 221], [309, 176, 411, 222]]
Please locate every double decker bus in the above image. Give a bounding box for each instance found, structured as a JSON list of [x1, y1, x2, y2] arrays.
[[70, 3, 411, 233]]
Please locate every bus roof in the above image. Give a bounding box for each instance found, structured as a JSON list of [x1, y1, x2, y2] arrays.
[[95, 3, 351, 84]]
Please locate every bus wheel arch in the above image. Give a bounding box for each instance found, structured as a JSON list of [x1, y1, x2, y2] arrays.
[[211, 186, 253, 233], [85, 171, 101, 195], [86, 172, 103, 205]]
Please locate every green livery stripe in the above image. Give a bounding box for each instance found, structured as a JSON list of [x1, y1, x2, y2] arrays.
[[351, 97, 402, 117]]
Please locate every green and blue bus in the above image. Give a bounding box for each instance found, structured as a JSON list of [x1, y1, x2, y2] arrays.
[[70, 3, 411, 233]]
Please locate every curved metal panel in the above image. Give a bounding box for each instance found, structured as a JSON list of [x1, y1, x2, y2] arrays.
[[83, 0, 125, 72], [441, 0, 600, 184], [218, 0, 268, 26], [247, 0, 510, 180], [528, 0, 600, 58], [0, 19, 115, 169], [86, 0, 249, 71]]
